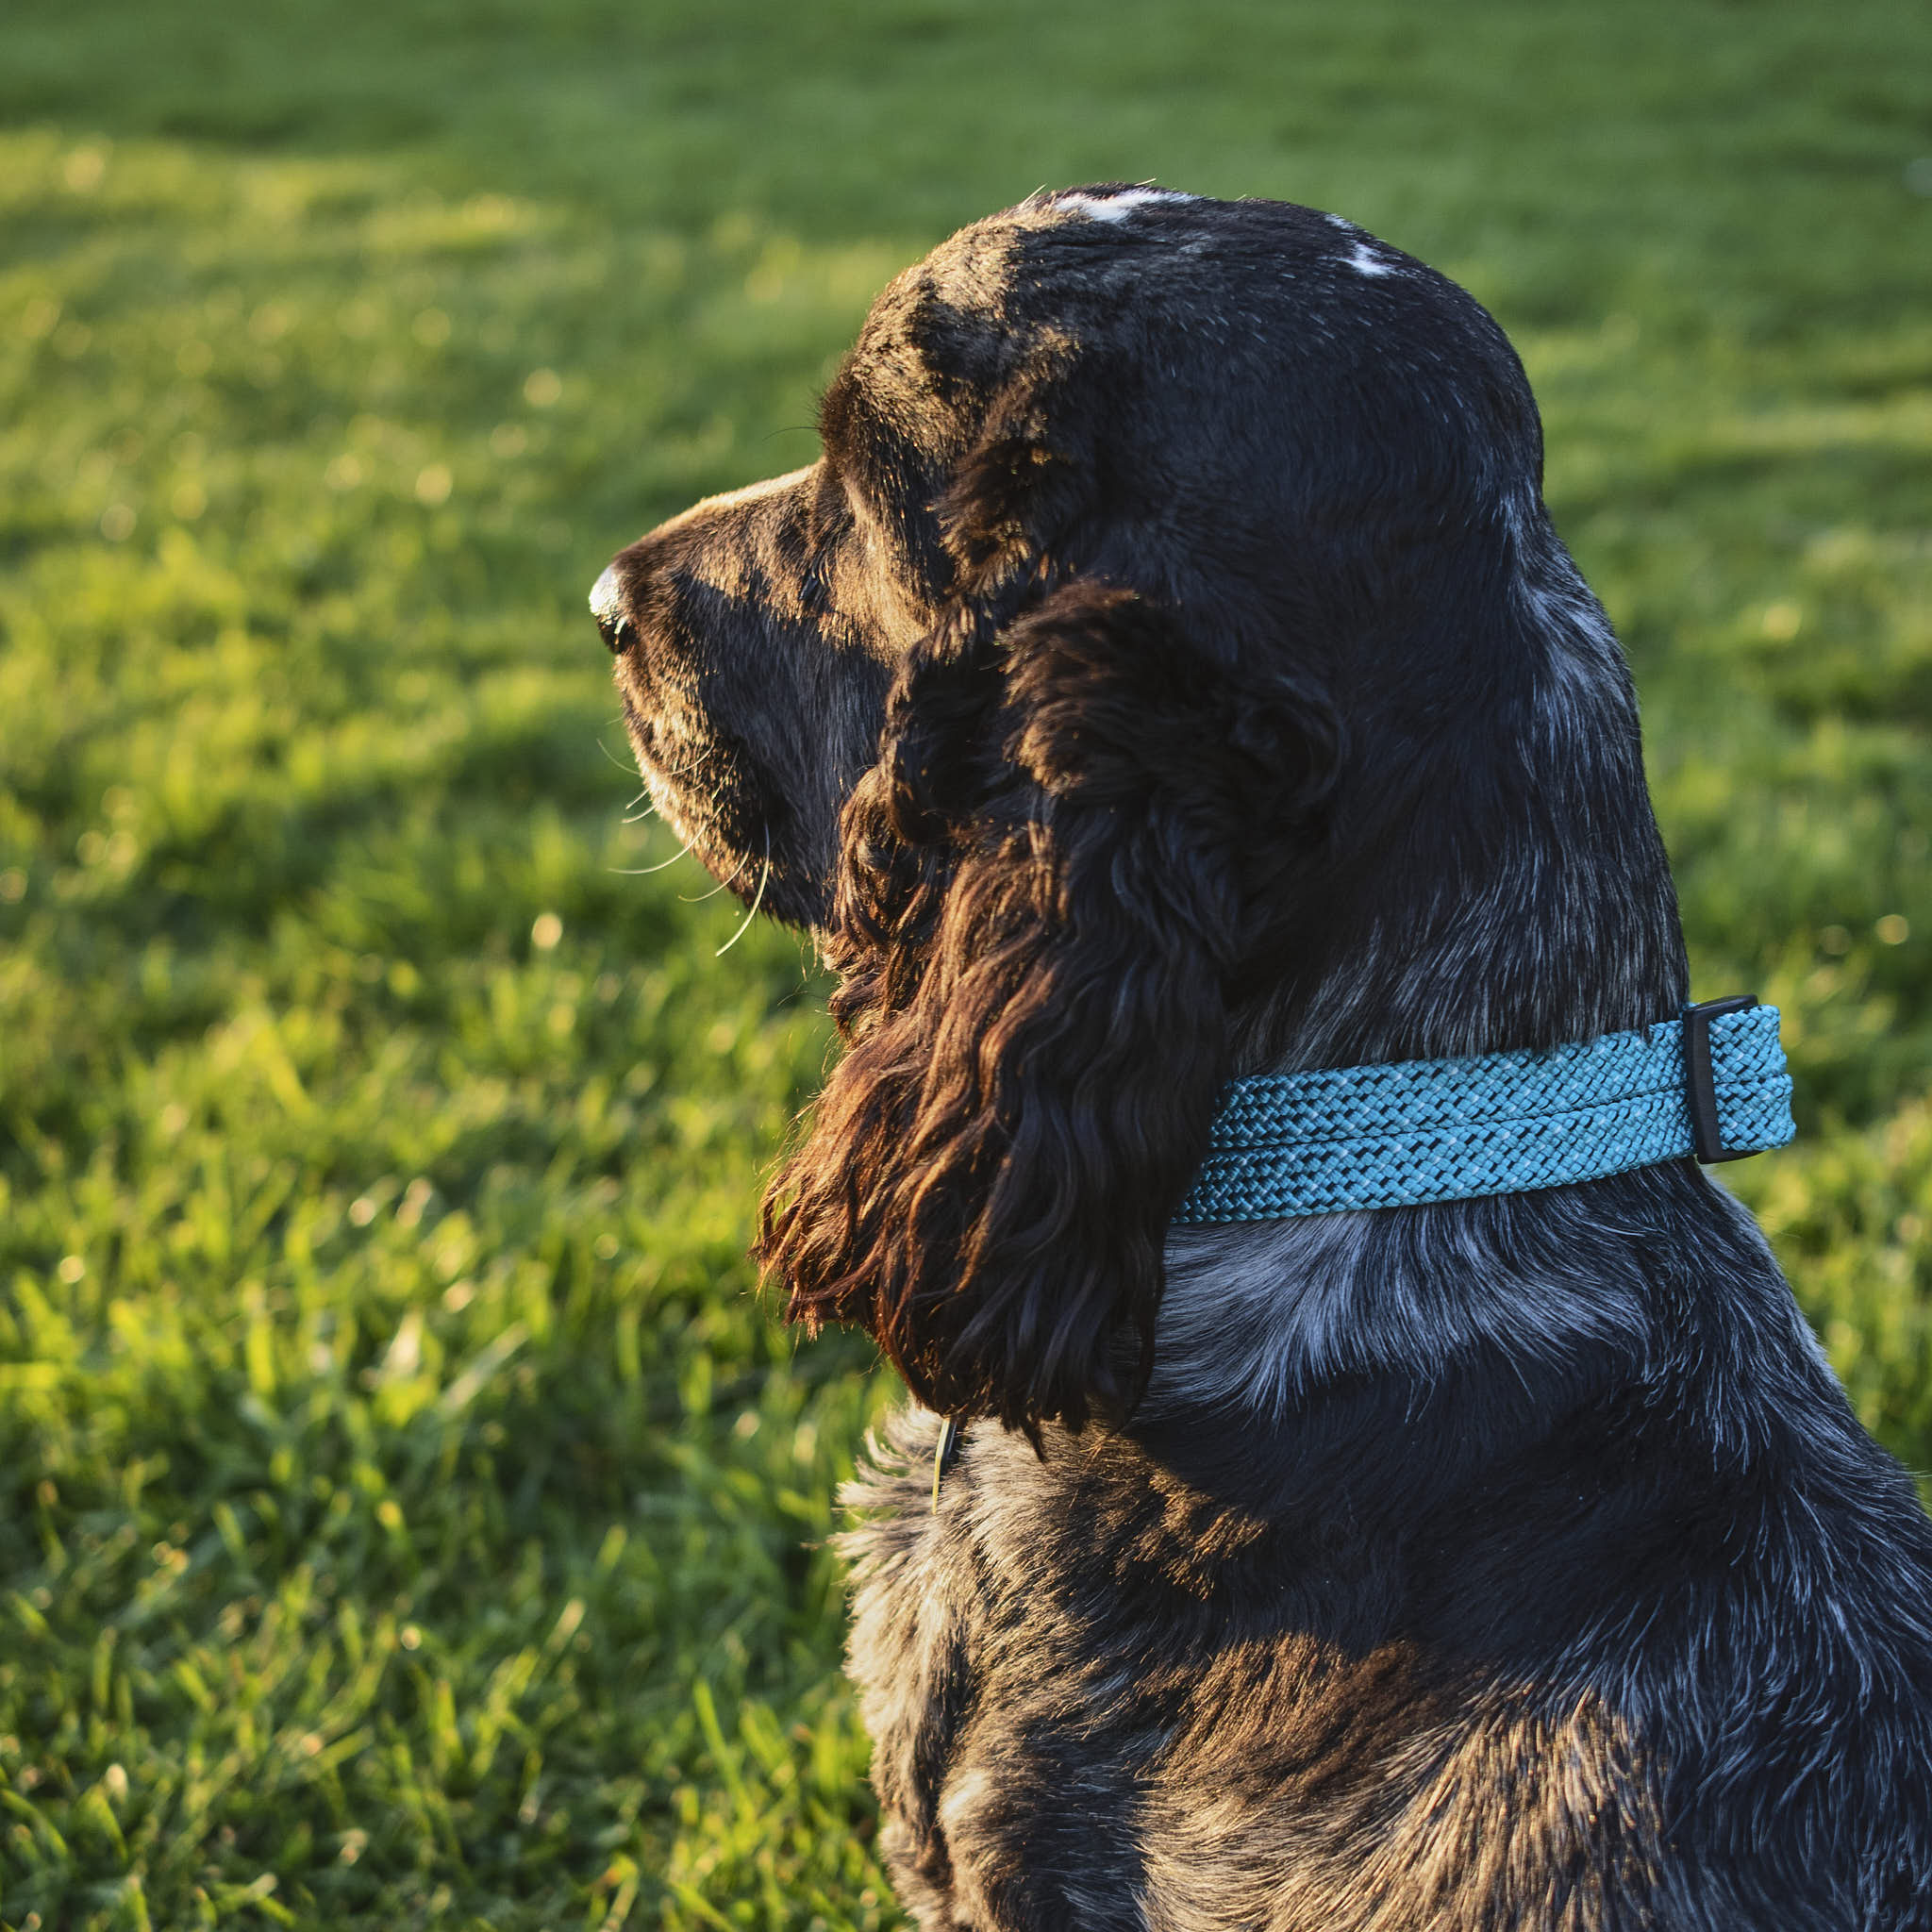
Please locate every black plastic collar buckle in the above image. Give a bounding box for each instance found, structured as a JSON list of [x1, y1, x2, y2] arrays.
[[1683, 995, 1757, 1163]]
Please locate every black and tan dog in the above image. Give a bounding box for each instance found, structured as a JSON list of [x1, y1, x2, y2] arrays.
[[591, 187, 1932, 1928]]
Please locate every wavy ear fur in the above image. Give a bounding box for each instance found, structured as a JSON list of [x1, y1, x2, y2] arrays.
[[759, 582, 1339, 1433]]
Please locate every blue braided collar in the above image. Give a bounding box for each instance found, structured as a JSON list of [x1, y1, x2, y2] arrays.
[[1176, 998, 1794, 1224]]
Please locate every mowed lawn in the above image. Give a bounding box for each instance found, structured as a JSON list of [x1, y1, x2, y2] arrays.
[[1, 1, 1929, 1924]]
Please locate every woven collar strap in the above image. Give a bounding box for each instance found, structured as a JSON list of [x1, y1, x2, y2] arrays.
[[1175, 998, 1794, 1224]]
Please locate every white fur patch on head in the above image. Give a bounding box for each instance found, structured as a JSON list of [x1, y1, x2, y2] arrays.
[[1345, 241, 1397, 277], [1053, 187, 1198, 224]]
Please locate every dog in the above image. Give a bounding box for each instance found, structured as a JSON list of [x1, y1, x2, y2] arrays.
[[591, 187, 1932, 1928]]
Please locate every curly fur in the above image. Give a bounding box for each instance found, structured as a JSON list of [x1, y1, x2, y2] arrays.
[[591, 185, 1932, 1927], [761, 581, 1341, 1430]]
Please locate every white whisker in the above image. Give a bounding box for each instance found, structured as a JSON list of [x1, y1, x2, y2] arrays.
[[612, 833, 700, 875], [681, 843, 753, 903], [657, 742, 717, 781], [715, 835, 773, 956]]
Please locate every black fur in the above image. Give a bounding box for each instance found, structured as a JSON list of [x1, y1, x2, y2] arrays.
[[592, 186, 1932, 1927]]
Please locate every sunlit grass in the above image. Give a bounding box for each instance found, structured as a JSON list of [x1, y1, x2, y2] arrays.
[[1, 0, 1929, 1924]]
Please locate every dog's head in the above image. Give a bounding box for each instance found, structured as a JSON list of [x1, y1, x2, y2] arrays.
[[591, 186, 1687, 1433]]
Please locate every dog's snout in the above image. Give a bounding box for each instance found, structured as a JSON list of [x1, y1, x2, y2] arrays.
[[590, 563, 633, 655]]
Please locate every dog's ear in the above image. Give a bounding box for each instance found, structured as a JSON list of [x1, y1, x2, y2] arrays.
[[758, 581, 1340, 1434]]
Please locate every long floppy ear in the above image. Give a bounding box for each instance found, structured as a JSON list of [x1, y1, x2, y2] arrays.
[[759, 581, 1339, 1434]]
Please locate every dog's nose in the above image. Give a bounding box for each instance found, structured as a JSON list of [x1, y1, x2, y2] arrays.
[[590, 563, 633, 654]]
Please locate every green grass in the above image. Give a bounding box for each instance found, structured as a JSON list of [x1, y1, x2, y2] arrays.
[[1, 1, 1929, 1924]]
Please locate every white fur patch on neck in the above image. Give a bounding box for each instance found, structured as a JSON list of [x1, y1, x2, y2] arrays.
[[1146, 1198, 1656, 1418], [1054, 188, 1198, 224], [1345, 241, 1398, 277]]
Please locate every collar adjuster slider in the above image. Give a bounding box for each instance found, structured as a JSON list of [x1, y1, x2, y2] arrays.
[[1683, 994, 1760, 1164]]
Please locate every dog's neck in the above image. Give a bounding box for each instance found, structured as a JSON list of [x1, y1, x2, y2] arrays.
[[1142, 1162, 1812, 1430], [1150, 565, 1716, 1416], [1148, 1188, 1630, 1419]]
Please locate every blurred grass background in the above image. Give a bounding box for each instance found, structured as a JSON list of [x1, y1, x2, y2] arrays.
[[1, 0, 1928, 1924]]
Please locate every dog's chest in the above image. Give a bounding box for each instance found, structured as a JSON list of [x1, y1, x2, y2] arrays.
[[841, 1418, 1664, 1932]]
